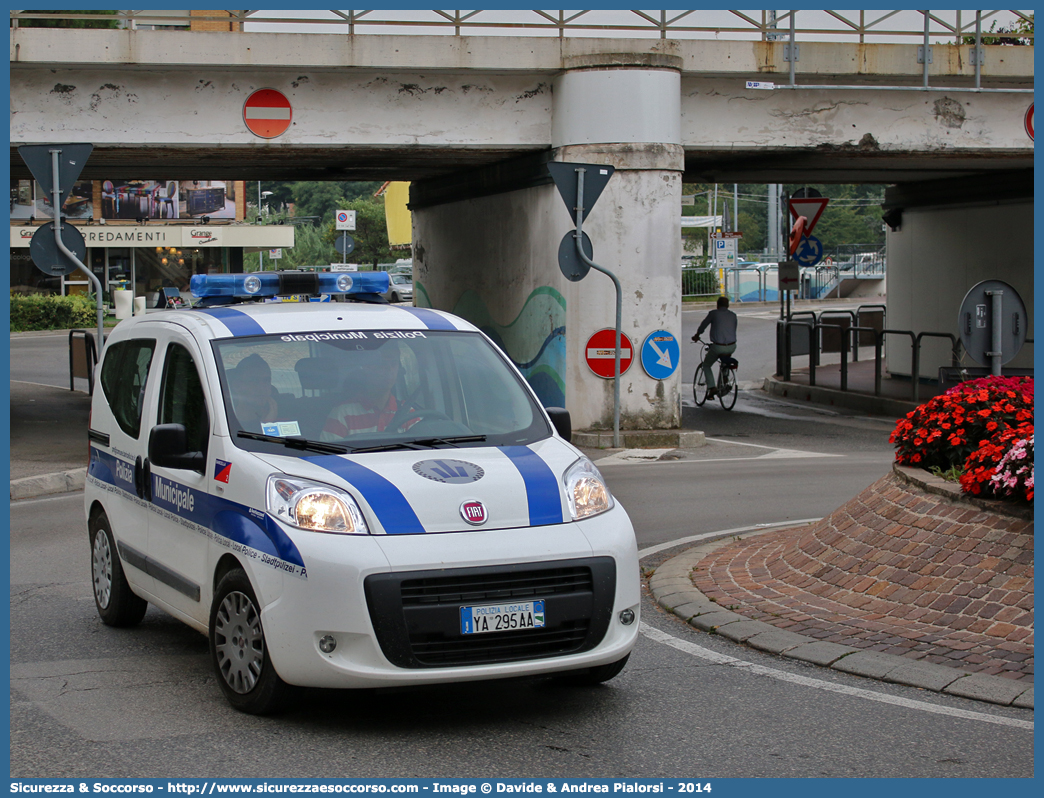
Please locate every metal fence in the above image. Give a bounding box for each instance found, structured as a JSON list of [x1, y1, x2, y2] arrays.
[[681, 267, 721, 300], [9, 10, 1034, 43]]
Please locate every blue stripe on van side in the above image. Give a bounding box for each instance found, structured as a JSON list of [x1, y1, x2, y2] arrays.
[[398, 306, 457, 331], [195, 307, 267, 337], [87, 446, 304, 569], [500, 446, 564, 526], [307, 455, 426, 535]]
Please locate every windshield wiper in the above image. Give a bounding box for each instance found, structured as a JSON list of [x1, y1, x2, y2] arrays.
[[349, 435, 487, 454], [348, 441, 427, 454], [411, 435, 487, 447], [236, 431, 349, 455]]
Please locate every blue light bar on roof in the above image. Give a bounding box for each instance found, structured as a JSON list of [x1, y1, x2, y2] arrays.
[[191, 271, 390, 299]]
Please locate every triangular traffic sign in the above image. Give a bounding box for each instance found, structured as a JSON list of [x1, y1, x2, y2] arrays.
[[548, 161, 615, 222], [788, 196, 829, 235], [18, 144, 94, 210]]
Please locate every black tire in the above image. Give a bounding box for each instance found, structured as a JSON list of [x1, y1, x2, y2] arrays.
[[390, 292, 400, 303], [89, 512, 148, 627], [209, 568, 290, 715], [692, 366, 708, 406], [719, 366, 738, 410], [555, 654, 630, 687]]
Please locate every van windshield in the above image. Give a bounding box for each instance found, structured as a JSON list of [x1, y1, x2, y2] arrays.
[[212, 330, 550, 455]]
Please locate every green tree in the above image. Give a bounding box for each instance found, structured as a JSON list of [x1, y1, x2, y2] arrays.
[[962, 14, 1033, 45], [324, 198, 391, 269], [17, 10, 118, 28]]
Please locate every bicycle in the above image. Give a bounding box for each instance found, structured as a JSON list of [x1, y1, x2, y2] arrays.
[[692, 338, 739, 410]]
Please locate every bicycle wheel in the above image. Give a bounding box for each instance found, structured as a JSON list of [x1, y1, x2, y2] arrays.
[[693, 365, 708, 406], [718, 366, 738, 410]]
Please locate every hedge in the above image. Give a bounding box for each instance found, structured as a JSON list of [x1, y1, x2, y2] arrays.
[[10, 293, 98, 332]]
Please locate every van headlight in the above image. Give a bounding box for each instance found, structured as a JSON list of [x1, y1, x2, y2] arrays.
[[562, 458, 614, 520], [266, 475, 369, 534]]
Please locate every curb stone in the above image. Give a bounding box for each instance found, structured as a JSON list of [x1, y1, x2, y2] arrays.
[[647, 532, 1035, 709], [11, 467, 87, 501]]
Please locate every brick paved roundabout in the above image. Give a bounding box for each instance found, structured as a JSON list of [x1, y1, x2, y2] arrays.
[[649, 464, 1033, 707], [692, 466, 1033, 682]]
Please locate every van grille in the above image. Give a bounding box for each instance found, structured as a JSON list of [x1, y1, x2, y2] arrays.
[[400, 566, 593, 606], [365, 558, 615, 669]]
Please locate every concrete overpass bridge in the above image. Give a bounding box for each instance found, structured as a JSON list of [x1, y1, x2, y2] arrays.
[[10, 11, 1034, 428]]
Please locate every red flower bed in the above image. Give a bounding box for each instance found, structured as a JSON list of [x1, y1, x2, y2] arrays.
[[890, 376, 1033, 500]]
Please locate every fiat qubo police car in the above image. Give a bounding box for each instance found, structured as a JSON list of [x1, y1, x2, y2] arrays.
[[85, 271, 639, 714]]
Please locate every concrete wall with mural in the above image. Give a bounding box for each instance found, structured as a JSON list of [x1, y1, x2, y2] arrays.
[[413, 155, 683, 433], [412, 184, 569, 412], [886, 201, 1034, 377]]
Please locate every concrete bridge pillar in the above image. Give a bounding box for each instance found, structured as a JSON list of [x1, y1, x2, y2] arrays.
[[413, 53, 684, 432]]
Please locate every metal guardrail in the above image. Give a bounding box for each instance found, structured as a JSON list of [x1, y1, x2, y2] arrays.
[[9, 10, 1034, 43], [681, 267, 720, 300], [778, 304, 972, 402]]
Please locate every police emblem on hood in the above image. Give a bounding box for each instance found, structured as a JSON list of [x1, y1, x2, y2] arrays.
[[412, 459, 485, 484]]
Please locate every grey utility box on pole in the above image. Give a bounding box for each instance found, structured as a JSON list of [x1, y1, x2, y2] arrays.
[[958, 279, 1027, 376]]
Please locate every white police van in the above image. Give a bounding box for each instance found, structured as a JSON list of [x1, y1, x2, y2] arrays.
[[85, 270, 639, 714]]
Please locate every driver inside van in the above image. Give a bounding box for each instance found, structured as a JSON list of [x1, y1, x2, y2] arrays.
[[321, 345, 403, 439], [227, 353, 278, 430]]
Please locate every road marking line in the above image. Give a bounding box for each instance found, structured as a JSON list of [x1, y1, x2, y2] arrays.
[[640, 623, 1033, 730], [637, 520, 820, 559]]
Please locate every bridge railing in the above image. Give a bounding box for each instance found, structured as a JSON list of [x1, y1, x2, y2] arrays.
[[9, 10, 1034, 44]]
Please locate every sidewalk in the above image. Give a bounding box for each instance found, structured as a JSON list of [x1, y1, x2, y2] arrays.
[[10, 380, 91, 499], [764, 358, 947, 419]]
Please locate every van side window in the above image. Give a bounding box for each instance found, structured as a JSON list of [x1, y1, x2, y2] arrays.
[[100, 339, 156, 438], [159, 343, 209, 458]]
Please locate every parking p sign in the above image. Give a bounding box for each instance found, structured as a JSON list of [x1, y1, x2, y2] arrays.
[[336, 210, 357, 231]]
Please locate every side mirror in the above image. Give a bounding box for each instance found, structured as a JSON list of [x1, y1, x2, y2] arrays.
[[545, 407, 571, 443], [149, 424, 205, 473]]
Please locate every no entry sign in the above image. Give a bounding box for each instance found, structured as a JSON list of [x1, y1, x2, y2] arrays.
[[244, 89, 292, 139], [585, 329, 633, 379], [1026, 103, 1034, 141]]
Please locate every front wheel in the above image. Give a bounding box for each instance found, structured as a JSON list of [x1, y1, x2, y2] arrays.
[[693, 366, 708, 406], [719, 367, 738, 410], [210, 568, 290, 715]]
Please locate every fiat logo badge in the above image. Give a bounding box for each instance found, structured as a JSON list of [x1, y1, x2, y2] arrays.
[[460, 500, 488, 526]]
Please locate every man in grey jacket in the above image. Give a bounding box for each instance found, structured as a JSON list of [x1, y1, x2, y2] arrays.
[[692, 296, 738, 398]]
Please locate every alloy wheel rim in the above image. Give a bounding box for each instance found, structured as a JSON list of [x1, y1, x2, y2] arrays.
[[214, 590, 265, 694]]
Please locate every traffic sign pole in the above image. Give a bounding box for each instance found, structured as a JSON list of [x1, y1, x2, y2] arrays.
[[574, 167, 623, 448], [48, 148, 104, 348]]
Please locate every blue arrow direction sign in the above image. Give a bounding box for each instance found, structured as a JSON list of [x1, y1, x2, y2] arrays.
[[18, 144, 93, 210], [641, 330, 680, 380], [794, 235, 824, 267], [548, 161, 615, 221]]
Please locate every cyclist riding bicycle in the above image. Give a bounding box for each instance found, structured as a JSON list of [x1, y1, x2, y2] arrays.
[[692, 296, 737, 399]]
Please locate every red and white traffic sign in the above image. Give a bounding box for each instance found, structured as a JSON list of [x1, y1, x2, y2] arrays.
[[1026, 103, 1034, 141], [585, 329, 633, 379], [788, 196, 829, 235], [244, 89, 292, 139]]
